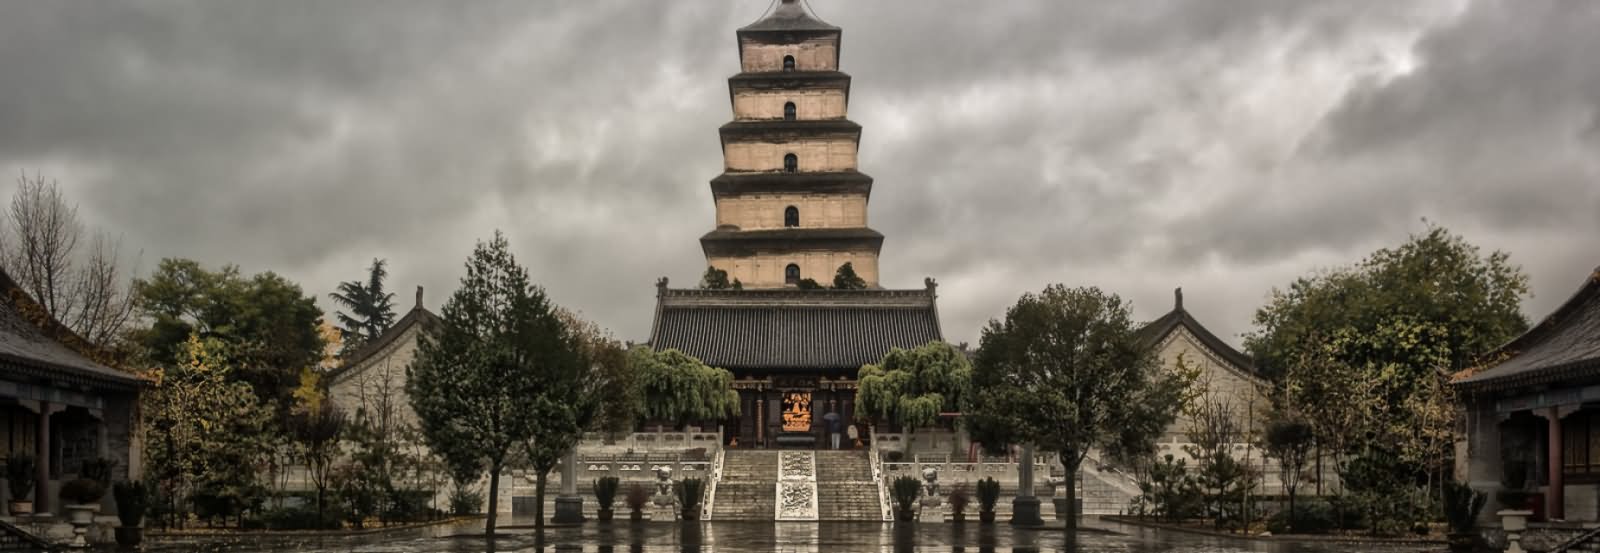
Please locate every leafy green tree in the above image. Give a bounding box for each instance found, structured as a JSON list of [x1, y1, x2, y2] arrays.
[[286, 396, 345, 525], [965, 285, 1188, 531], [1247, 225, 1527, 380], [831, 262, 867, 290], [698, 266, 742, 290], [856, 341, 971, 453], [1184, 397, 1256, 531], [407, 231, 586, 538], [140, 335, 274, 529], [559, 309, 636, 437], [329, 258, 398, 353], [628, 347, 739, 429], [1262, 411, 1315, 532], [796, 278, 823, 290], [1248, 225, 1529, 515], [133, 259, 325, 418]]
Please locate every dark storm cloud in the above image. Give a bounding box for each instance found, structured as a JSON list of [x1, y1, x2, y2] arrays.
[[0, 0, 1591, 348]]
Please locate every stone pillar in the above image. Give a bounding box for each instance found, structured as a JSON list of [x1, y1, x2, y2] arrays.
[[1547, 407, 1565, 520], [35, 402, 51, 515], [552, 449, 585, 523], [1010, 444, 1042, 526]]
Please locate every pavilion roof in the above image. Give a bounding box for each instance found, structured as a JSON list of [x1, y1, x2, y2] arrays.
[[647, 283, 942, 372], [1455, 266, 1600, 392], [0, 269, 142, 391]]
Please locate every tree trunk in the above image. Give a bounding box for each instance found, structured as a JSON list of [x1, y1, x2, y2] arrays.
[[486, 461, 501, 542], [1063, 462, 1079, 532], [1287, 486, 1296, 532], [535, 471, 548, 531]]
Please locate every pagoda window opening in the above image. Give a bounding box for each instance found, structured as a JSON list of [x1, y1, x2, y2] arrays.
[[785, 264, 800, 285], [784, 102, 796, 121], [784, 153, 798, 173], [784, 206, 799, 227], [783, 55, 796, 72]]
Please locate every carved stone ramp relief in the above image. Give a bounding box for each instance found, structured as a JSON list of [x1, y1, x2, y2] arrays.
[[775, 451, 819, 521]]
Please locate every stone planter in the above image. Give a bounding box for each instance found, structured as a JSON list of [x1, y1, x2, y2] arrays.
[[114, 526, 143, 547], [894, 508, 914, 522], [629, 510, 643, 522], [63, 504, 98, 548], [979, 510, 996, 524], [950, 512, 966, 524], [597, 507, 614, 522], [7, 500, 31, 516], [1498, 509, 1533, 553]]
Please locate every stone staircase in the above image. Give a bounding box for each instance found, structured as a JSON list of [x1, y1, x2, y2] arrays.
[[1552, 526, 1600, 553], [1079, 462, 1141, 515], [0, 519, 50, 551], [815, 450, 883, 521], [711, 450, 778, 520]]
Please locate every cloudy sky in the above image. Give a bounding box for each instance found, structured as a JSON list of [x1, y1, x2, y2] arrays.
[[1, 0, 1595, 347]]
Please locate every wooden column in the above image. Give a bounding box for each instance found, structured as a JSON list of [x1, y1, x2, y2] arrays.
[[1548, 407, 1565, 520], [35, 402, 50, 514]]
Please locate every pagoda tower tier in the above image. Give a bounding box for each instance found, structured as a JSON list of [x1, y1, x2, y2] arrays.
[[700, 0, 883, 289]]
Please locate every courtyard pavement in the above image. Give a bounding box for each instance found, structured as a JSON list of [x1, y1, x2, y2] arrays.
[[139, 518, 1442, 552]]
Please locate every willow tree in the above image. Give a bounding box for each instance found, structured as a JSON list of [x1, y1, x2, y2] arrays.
[[628, 347, 739, 429], [965, 285, 1188, 532], [408, 231, 587, 539], [856, 341, 972, 454]]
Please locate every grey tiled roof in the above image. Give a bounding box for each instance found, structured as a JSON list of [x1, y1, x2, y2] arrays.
[[738, 1, 840, 34], [325, 305, 440, 383], [1137, 289, 1258, 376], [0, 270, 142, 390], [648, 286, 942, 371], [1456, 267, 1600, 392]]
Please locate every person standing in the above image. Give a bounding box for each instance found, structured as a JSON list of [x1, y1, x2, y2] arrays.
[[846, 423, 860, 449], [823, 411, 842, 450]]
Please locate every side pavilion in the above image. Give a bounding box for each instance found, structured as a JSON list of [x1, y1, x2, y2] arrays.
[[1457, 265, 1600, 522]]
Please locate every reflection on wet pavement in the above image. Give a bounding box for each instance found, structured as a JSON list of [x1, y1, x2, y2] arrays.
[[141, 519, 1438, 553]]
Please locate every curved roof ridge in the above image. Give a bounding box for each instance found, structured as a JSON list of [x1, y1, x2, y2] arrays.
[[1137, 291, 1256, 375], [1455, 265, 1600, 390]]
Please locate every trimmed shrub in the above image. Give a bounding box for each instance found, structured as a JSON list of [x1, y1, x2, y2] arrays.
[[60, 478, 105, 505], [6, 455, 35, 502], [975, 478, 1000, 512], [1266, 499, 1337, 534], [594, 476, 620, 511], [449, 486, 483, 516]]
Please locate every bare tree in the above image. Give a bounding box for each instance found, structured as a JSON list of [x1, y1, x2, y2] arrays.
[[1, 171, 138, 347]]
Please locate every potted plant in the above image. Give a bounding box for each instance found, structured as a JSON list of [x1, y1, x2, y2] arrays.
[[947, 483, 970, 523], [975, 478, 1000, 524], [1443, 481, 1486, 552], [112, 480, 148, 547], [891, 475, 921, 522], [1496, 460, 1536, 515], [674, 478, 705, 521], [594, 476, 620, 522], [60, 478, 105, 530], [624, 483, 649, 521], [6, 454, 35, 515]]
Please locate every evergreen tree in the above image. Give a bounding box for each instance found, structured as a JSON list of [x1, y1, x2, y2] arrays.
[[407, 231, 590, 538], [965, 285, 1188, 531], [697, 266, 741, 290], [329, 258, 398, 353], [831, 262, 868, 290]]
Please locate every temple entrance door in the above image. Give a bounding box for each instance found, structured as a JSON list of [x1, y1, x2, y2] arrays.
[[781, 391, 813, 433]]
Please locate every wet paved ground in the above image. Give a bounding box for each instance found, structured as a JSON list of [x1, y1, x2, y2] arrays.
[[142, 518, 1443, 553]]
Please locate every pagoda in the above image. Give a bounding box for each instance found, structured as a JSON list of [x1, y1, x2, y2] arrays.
[[649, 0, 942, 450], [700, 0, 881, 288]]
